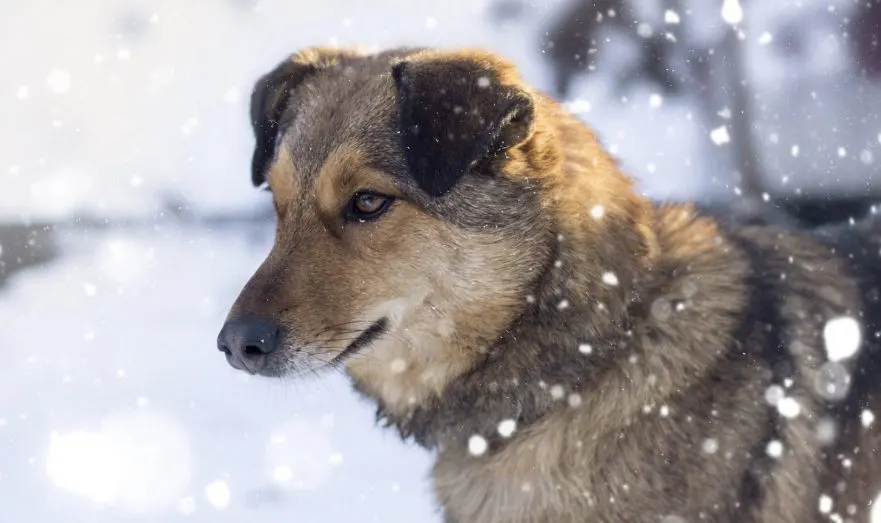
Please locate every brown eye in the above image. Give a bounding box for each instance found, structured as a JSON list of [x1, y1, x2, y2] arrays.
[[344, 191, 394, 222]]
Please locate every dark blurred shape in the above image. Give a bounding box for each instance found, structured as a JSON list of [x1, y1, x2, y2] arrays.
[[488, 0, 526, 23], [0, 223, 58, 288], [614, 34, 681, 97], [851, 0, 881, 78], [541, 0, 680, 98]]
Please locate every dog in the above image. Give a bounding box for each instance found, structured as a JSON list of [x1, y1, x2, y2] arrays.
[[217, 46, 881, 522]]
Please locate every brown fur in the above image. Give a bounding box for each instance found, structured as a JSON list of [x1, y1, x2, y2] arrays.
[[221, 46, 881, 522]]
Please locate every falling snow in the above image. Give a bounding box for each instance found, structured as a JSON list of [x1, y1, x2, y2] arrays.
[[766, 440, 783, 458], [602, 272, 619, 286], [468, 435, 488, 456], [819, 494, 833, 514], [590, 205, 605, 219], [777, 397, 801, 419], [710, 126, 730, 145], [701, 438, 719, 454], [823, 316, 862, 361], [497, 419, 517, 438], [721, 0, 744, 25], [578, 343, 593, 355], [664, 10, 680, 24]]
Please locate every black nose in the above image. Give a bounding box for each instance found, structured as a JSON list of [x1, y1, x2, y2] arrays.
[[217, 317, 280, 374]]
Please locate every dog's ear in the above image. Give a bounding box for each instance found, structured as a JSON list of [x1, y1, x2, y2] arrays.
[[250, 48, 361, 187], [391, 56, 535, 197], [249, 59, 315, 187]]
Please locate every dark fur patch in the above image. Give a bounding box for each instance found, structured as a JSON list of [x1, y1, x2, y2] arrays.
[[392, 57, 534, 197], [249, 58, 317, 186]]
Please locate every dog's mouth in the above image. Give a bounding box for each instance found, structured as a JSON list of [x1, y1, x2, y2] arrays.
[[331, 318, 388, 365]]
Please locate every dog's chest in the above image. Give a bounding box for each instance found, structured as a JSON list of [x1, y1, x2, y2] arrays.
[[429, 417, 600, 523]]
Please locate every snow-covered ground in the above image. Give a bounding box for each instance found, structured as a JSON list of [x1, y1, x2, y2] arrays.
[[0, 224, 438, 522]]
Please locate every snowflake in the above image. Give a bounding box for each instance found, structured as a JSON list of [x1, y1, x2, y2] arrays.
[[578, 343, 593, 355], [476, 76, 491, 89], [710, 126, 730, 145], [468, 435, 488, 456], [758, 32, 773, 45], [701, 438, 719, 454], [550, 384, 565, 400], [649, 94, 663, 108], [823, 316, 861, 361], [602, 272, 619, 286], [819, 494, 833, 514], [497, 419, 517, 438], [590, 204, 605, 219], [766, 440, 783, 458], [871, 492, 881, 523], [721, 0, 743, 25], [764, 385, 785, 406], [390, 358, 407, 374], [664, 10, 680, 24], [568, 393, 582, 407], [862, 410, 875, 428], [791, 145, 800, 157], [777, 397, 801, 419]]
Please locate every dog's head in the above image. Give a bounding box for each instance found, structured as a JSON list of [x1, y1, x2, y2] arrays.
[[217, 46, 652, 411]]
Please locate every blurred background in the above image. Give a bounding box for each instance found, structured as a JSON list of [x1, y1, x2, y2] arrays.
[[1, 0, 879, 521]]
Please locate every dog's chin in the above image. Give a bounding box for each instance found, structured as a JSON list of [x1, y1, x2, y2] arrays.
[[257, 318, 389, 379]]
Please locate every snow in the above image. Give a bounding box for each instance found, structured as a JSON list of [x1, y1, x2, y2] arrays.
[[467, 435, 488, 456], [710, 126, 731, 146], [0, 226, 434, 522], [766, 440, 783, 458], [823, 316, 862, 362], [863, 410, 876, 428], [721, 0, 744, 25], [602, 272, 619, 286], [590, 205, 606, 220], [872, 492, 881, 523], [578, 343, 593, 355], [497, 419, 517, 438], [776, 397, 801, 419], [819, 494, 833, 514], [701, 438, 719, 454]]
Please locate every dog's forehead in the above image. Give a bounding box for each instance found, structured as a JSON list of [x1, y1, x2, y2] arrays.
[[279, 59, 404, 183]]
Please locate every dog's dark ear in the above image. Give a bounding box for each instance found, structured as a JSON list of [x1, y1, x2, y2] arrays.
[[391, 57, 535, 197], [249, 59, 316, 187], [250, 48, 363, 186]]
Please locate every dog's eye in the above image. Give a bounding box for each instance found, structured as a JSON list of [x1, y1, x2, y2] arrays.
[[344, 191, 394, 222]]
